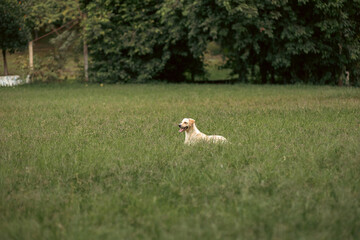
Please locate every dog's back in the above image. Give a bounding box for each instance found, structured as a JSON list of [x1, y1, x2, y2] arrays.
[[207, 135, 227, 143]]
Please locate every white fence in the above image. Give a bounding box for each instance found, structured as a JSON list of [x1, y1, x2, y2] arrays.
[[0, 75, 30, 87]]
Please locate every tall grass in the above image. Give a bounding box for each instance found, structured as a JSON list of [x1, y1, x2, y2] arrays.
[[1, 84, 359, 240]]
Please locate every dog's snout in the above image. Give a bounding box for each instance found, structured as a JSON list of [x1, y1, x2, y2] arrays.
[[178, 124, 181, 127]]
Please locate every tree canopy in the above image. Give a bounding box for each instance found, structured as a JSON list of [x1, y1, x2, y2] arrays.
[[3, 0, 359, 84], [0, 0, 30, 53], [0, 0, 30, 75], [85, 0, 204, 83], [183, 0, 360, 84], [82, 0, 360, 84]]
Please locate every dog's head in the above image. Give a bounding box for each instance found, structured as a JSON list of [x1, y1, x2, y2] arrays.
[[178, 118, 195, 133]]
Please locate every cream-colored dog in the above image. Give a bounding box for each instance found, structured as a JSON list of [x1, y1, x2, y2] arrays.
[[178, 118, 227, 145]]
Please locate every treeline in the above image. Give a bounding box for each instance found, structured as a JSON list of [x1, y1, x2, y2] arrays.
[[85, 0, 360, 84], [2, 0, 360, 84]]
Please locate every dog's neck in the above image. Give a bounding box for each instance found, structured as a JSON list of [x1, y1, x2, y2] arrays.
[[185, 123, 201, 142]]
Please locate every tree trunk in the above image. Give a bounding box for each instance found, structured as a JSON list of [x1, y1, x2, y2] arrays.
[[83, 12, 89, 82], [29, 41, 34, 72], [345, 71, 350, 86], [83, 41, 89, 82], [2, 49, 8, 75], [338, 66, 345, 87], [338, 76, 343, 86], [270, 68, 275, 84], [260, 62, 268, 84]]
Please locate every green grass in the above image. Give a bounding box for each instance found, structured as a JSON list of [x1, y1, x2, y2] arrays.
[[1, 84, 359, 240]]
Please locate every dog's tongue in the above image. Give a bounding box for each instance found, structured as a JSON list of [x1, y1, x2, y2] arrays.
[[179, 128, 184, 133]]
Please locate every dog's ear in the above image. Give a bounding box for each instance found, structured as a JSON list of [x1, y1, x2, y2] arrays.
[[189, 118, 195, 126]]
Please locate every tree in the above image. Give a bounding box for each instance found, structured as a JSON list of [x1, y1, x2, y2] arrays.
[[85, 0, 204, 83], [23, 0, 90, 81], [183, 0, 259, 82], [16, 0, 360, 84], [0, 0, 30, 75], [184, 0, 360, 85]]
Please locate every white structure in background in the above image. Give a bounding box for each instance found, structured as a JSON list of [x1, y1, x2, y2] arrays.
[[0, 75, 30, 87]]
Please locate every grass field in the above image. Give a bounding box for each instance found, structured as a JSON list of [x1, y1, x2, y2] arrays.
[[1, 84, 359, 240]]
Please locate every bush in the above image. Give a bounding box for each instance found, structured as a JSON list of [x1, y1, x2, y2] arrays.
[[85, 0, 204, 83], [32, 52, 66, 82], [84, 0, 360, 84]]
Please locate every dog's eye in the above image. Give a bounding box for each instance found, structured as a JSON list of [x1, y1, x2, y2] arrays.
[[184, 122, 188, 124]]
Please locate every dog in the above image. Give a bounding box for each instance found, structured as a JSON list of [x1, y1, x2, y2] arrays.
[[178, 118, 227, 145]]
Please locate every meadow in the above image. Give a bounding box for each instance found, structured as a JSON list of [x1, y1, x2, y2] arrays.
[[0, 84, 359, 240]]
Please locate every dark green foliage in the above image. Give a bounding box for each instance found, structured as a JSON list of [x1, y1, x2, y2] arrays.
[[23, 0, 80, 32], [185, 0, 360, 84], [0, 0, 30, 53], [183, 0, 259, 82], [82, 0, 360, 84], [0, 0, 30, 74], [85, 0, 204, 83]]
